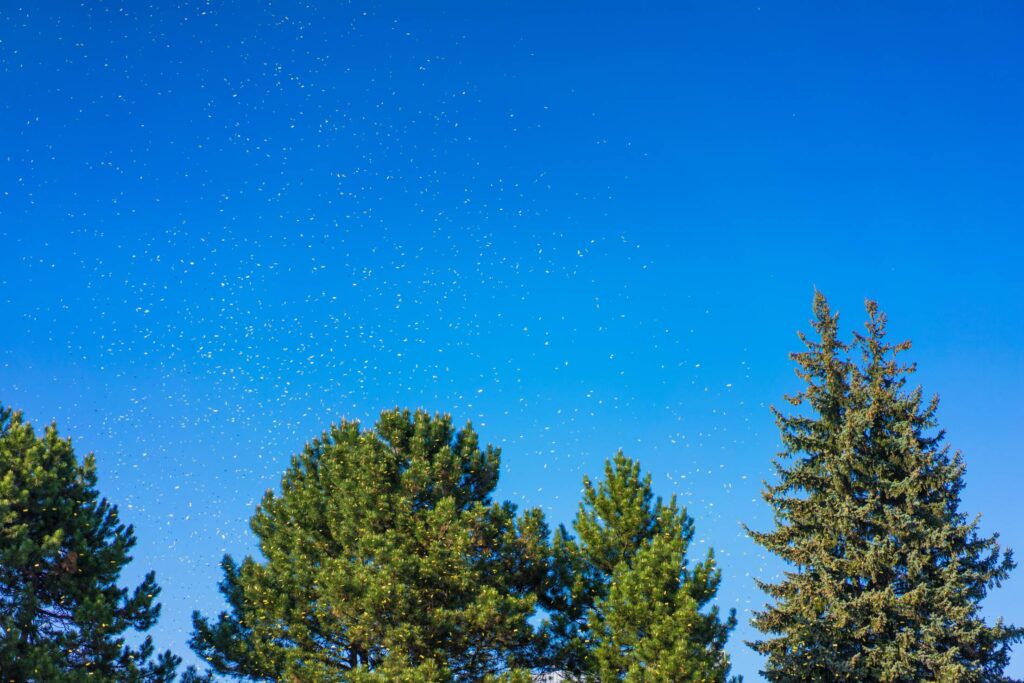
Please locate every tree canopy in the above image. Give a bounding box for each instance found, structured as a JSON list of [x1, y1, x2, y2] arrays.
[[0, 405, 180, 682], [191, 408, 550, 682], [749, 293, 1021, 682], [546, 452, 738, 682]]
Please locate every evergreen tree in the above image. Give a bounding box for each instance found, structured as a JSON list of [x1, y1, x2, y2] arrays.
[[0, 405, 180, 682], [191, 408, 550, 682], [749, 293, 1021, 682], [546, 452, 737, 682]]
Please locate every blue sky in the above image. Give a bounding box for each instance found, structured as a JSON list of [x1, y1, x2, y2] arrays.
[[2, 1, 1022, 678]]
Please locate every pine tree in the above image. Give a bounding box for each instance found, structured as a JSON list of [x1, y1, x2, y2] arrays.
[[546, 452, 737, 682], [190, 408, 550, 682], [749, 293, 1022, 682], [0, 405, 180, 682]]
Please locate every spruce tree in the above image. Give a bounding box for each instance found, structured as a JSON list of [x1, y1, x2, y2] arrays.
[[0, 405, 180, 682], [546, 452, 737, 682], [749, 293, 1021, 682], [190, 408, 550, 682]]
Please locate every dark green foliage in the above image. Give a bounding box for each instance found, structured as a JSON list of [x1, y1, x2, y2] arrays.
[[749, 293, 1022, 682], [191, 409, 550, 682], [178, 667, 214, 683], [0, 405, 179, 682], [546, 452, 738, 682]]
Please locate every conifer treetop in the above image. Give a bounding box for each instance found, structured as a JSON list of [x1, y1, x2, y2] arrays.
[[0, 404, 180, 682], [748, 294, 1021, 682]]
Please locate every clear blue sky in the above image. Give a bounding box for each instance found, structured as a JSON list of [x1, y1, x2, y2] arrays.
[[2, 1, 1022, 678]]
